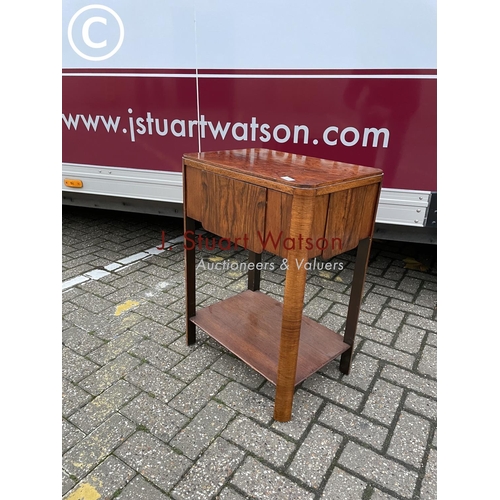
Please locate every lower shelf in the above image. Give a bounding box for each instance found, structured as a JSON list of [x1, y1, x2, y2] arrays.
[[190, 290, 350, 386]]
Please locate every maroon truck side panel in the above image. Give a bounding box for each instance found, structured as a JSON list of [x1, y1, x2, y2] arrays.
[[62, 71, 436, 191]]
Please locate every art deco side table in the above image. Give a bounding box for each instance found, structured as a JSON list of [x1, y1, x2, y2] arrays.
[[182, 149, 383, 422]]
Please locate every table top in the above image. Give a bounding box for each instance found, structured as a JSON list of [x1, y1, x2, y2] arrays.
[[183, 149, 383, 190]]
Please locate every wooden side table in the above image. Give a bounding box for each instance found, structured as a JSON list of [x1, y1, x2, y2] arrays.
[[182, 149, 383, 422]]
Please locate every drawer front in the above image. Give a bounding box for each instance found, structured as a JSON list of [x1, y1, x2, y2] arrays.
[[185, 165, 267, 253], [322, 182, 380, 258]]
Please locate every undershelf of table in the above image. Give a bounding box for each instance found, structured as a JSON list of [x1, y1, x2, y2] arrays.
[[190, 290, 350, 386]]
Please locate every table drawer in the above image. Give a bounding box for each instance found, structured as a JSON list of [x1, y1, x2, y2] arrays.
[[185, 165, 267, 253]]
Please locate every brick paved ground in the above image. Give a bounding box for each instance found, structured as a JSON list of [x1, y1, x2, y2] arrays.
[[62, 206, 437, 500]]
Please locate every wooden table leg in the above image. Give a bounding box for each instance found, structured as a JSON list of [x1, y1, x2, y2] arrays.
[[274, 260, 309, 421], [273, 193, 315, 422], [184, 215, 197, 345], [247, 251, 262, 291], [340, 237, 372, 374]]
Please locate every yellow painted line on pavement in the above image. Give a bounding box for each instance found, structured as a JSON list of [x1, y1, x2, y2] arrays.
[[207, 256, 224, 262], [65, 483, 101, 500], [114, 300, 140, 316]]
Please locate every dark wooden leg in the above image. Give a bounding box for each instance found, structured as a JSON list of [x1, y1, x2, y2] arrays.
[[248, 251, 262, 291], [340, 237, 372, 374], [184, 216, 197, 345]]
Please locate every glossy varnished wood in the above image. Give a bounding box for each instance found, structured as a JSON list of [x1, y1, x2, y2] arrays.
[[265, 190, 329, 259], [183, 149, 383, 195], [190, 291, 350, 385], [184, 165, 267, 253], [322, 182, 381, 258], [273, 192, 316, 420], [183, 148, 383, 422]]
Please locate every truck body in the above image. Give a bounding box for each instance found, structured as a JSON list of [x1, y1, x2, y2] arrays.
[[62, 0, 437, 241]]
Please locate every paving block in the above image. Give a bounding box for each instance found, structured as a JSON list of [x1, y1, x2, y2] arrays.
[[320, 468, 367, 499], [62, 326, 105, 355], [371, 488, 400, 499], [170, 401, 235, 459], [326, 354, 379, 391], [78, 279, 117, 297], [388, 298, 434, 318], [364, 275, 398, 288], [361, 340, 415, 369], [62, 414, 135, 479], [319, 404, 388, 450], [64, 308, 117, 338], [303, 296, 335, 320], [405, 315, 437, 332], [387, 411, 430, 468], [129, 339, 183, 371], [217, 381, 275, 424], [69, 379, 140, 433], [62, 347, 100, 383], [64, 456, 135, 500], [169, 369, 227, 417], [217, 487, 247, 500], [62, 419, 85, 454], [397, 276, 422, 294], [302, 373, 364, 410], [356, 323, 394, 345], [169, 344, 222, 383], [79, 353, 142, 395], [171, 438, 245, 500], [417, 345, 437, 379], [288, 424, 342, 488], [371, 285, 414, 302], [394, 325, 426, 354], [231, 457, 315, 500], [375, 308, 406, 333], [62, 470, 77, 496], [133, 300, 181, 325], [360, 292, 388, 314], [319, 313, 346, 334], [362, 379, 404, 426], [62, 378, 92, 418], [131, 318, 181, 346], [381, 365, 436, 398], [120, 392, 188, 442], [87, 330, 144, 365], [404, 392, 437, 421], [71, 292, 114, 314], [114, 431, 192, 493], [338, 442, 418, 498], [125, 363, 185, 404], [115, 475, 170, 500], [419, 448, 437, 500], [414, 289, 437, 309], [211, 353, 266, 389], [223, 416, 295, 467]]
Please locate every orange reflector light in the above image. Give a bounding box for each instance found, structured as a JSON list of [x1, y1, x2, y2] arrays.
[[64, 179, 83, 188]]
